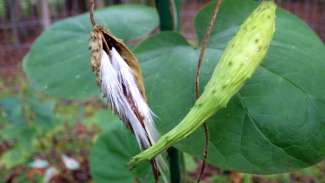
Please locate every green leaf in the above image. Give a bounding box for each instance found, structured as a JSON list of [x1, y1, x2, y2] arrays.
[[27, 96, 57, 132], [28, 97, 55, 121], [195, 0, 325, 173], [134, 0, 325, 173], [90, 122, 153, 183], [0, 127, 36, 169], [0, 97, 26, 125], [23, 4, 159, 99], [0, 95, 57, 168], [85, 110, 116, 132]]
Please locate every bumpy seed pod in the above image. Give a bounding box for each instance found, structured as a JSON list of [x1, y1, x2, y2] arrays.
[[89, 25, 168, 182], [129, 1, 277, 168]]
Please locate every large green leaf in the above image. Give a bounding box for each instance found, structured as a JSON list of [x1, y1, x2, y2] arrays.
[[134, 0, 325, 173], [90, 121, 154, 183], [23, 4, 158, 99]]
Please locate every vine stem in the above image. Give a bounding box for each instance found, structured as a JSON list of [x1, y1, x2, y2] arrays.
[[89, 0, 96, 27], [195, 0, 223, 182]]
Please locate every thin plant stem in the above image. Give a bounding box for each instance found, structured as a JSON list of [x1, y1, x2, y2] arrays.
[[89, 0, 96, 27], [195, 0, 223, 97], [154, 0, 183, 182], [197, 123, 209, 183], [195, 0, 223, 182]]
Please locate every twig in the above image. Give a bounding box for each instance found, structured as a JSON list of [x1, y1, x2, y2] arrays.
[[195, 0, 223, 182], [89, 0, 96, 27], [195, 0, 223, 97], [197, 124, 209, 183]]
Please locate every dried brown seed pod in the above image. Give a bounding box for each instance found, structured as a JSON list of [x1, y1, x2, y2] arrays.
[[89, 24, 168, 182], [89, 25, 146, 99]]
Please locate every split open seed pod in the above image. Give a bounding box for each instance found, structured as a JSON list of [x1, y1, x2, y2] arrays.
[[89, 25, 147, 99], [89, 25, 169, 182]]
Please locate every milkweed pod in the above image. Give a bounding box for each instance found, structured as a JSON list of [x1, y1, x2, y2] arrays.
[[89, 25, 146, 98], [129, 1, 277, 168], [89, 25, 169, 182]]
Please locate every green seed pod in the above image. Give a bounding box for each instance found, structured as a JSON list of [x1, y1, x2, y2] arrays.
[[129, 1, 277, 168]]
